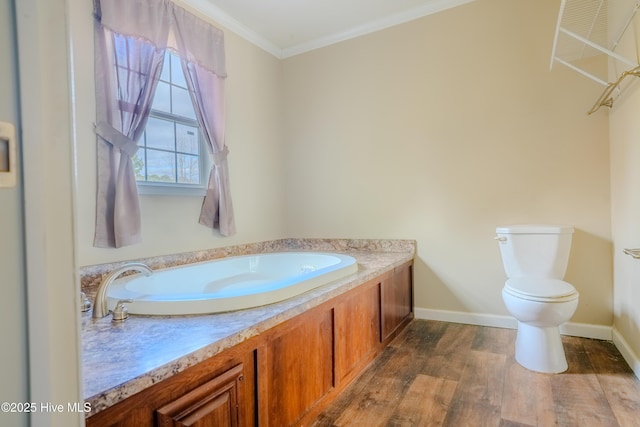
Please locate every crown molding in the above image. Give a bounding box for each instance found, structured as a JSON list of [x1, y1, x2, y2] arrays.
[[281, 0, 475, 58], [183, 0, 475, 59]]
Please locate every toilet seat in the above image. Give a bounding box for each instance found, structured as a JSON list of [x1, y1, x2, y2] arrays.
[[504, 278, 578, 303]]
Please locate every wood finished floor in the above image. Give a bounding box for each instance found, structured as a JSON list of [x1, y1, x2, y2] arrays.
[[312, 320, 640, 427]]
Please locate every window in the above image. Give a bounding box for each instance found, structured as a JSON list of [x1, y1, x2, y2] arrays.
[[133, 51, 209, 196]]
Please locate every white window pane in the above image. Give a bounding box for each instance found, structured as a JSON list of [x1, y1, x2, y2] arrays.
[[177, 153, 200, 184], [146, 149, 176, 183], [176, 124, 199, 154], [152, 81, 171, 114], [136, 52, 204, 191], [145, 117, 174, 151], [171, 54, 187, 88], [133, 152, 146, 181], [172, 86, 196, 119]]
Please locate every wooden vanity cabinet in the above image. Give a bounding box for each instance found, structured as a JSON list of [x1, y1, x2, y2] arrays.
[[156, 363, 245, 426], [334, 279, 381, 384], [258, 306, 334, 427], [86, 345, 256, 427], [288, 261, 414, 426], [86, 261, 413, 427], [381, 262, 413, 341]]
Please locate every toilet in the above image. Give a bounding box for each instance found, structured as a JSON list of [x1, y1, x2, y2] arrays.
[[495, 224, 579, 373]]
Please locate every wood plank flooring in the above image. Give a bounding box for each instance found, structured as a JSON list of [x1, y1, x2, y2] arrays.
[[312, 320, 640, 427]]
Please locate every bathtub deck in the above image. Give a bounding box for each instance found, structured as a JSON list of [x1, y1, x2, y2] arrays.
[[81, 248, 414, 417]]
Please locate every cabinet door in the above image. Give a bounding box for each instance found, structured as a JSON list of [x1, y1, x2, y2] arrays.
[[262, 308, 333, 427], [156, 363, 244, 427], [381, 263, 413, 341], [334, 282, 380, 383]]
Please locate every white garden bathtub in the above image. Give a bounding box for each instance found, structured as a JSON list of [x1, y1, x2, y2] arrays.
[[106, 252, 358, 315]]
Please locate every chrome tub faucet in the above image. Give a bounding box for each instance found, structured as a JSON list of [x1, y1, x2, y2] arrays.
[[93, 262, 152, 318]]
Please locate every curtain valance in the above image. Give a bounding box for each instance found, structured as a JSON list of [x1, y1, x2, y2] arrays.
[[95, 0, 226, 78]]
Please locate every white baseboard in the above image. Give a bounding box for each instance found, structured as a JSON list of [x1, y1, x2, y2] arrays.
[[612, 327, 640, 381], [414, 307, 612, 340], [414, 307, 517, 330], [559, 322, 613, 341]]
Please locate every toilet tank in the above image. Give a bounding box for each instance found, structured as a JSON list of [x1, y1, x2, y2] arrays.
[[496, 225, 574, 279]]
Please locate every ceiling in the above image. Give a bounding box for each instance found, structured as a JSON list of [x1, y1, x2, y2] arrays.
[[185, 0, 474, 58]]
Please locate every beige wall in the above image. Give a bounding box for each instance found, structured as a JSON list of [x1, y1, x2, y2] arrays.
[[282, 0, 613, 325], [609, 1, 640, 362], [73, 0, 614, 326], [72, 0, 287, 267]]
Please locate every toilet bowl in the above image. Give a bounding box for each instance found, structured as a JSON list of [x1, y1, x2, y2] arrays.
[[496, 225, 579, 373], [502, 278, 578, 373]]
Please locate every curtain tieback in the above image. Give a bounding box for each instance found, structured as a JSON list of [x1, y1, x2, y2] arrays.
[[94, 121, 139, 157], [211, 145, 229, 166]]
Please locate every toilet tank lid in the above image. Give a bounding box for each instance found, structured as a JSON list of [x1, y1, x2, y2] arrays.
[[496, 224, 574, 234]]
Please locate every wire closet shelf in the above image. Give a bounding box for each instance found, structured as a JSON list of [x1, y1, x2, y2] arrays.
[[550, 0, 640, 114]]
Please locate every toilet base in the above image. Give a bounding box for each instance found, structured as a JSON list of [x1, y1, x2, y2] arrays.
[[514, 322, 568, 373]]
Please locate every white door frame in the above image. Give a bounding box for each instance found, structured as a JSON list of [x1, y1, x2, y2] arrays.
[[16, 0, 83, 426]]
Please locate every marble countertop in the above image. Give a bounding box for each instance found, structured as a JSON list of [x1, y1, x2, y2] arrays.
[[82, 246, 414, 417]]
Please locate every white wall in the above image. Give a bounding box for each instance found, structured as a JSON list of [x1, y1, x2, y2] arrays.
[[72, 0, 287, 267], [282, 0, 613, 326], [609, 0, 640, 370]]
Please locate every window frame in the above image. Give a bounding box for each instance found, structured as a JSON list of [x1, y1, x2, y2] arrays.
[[134, 51, 210, 197]]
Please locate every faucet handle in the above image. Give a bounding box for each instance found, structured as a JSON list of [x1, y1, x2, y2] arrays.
[[112, 299, 134, 322], [80, 292, 92, 312]]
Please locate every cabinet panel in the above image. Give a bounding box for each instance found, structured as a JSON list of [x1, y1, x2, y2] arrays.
[[86, 347, 255, 427], [156, 363, 244, 427], [263, 308, 333, 426], [334, 282, 380, 383], [381, 263, 413, 341]]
